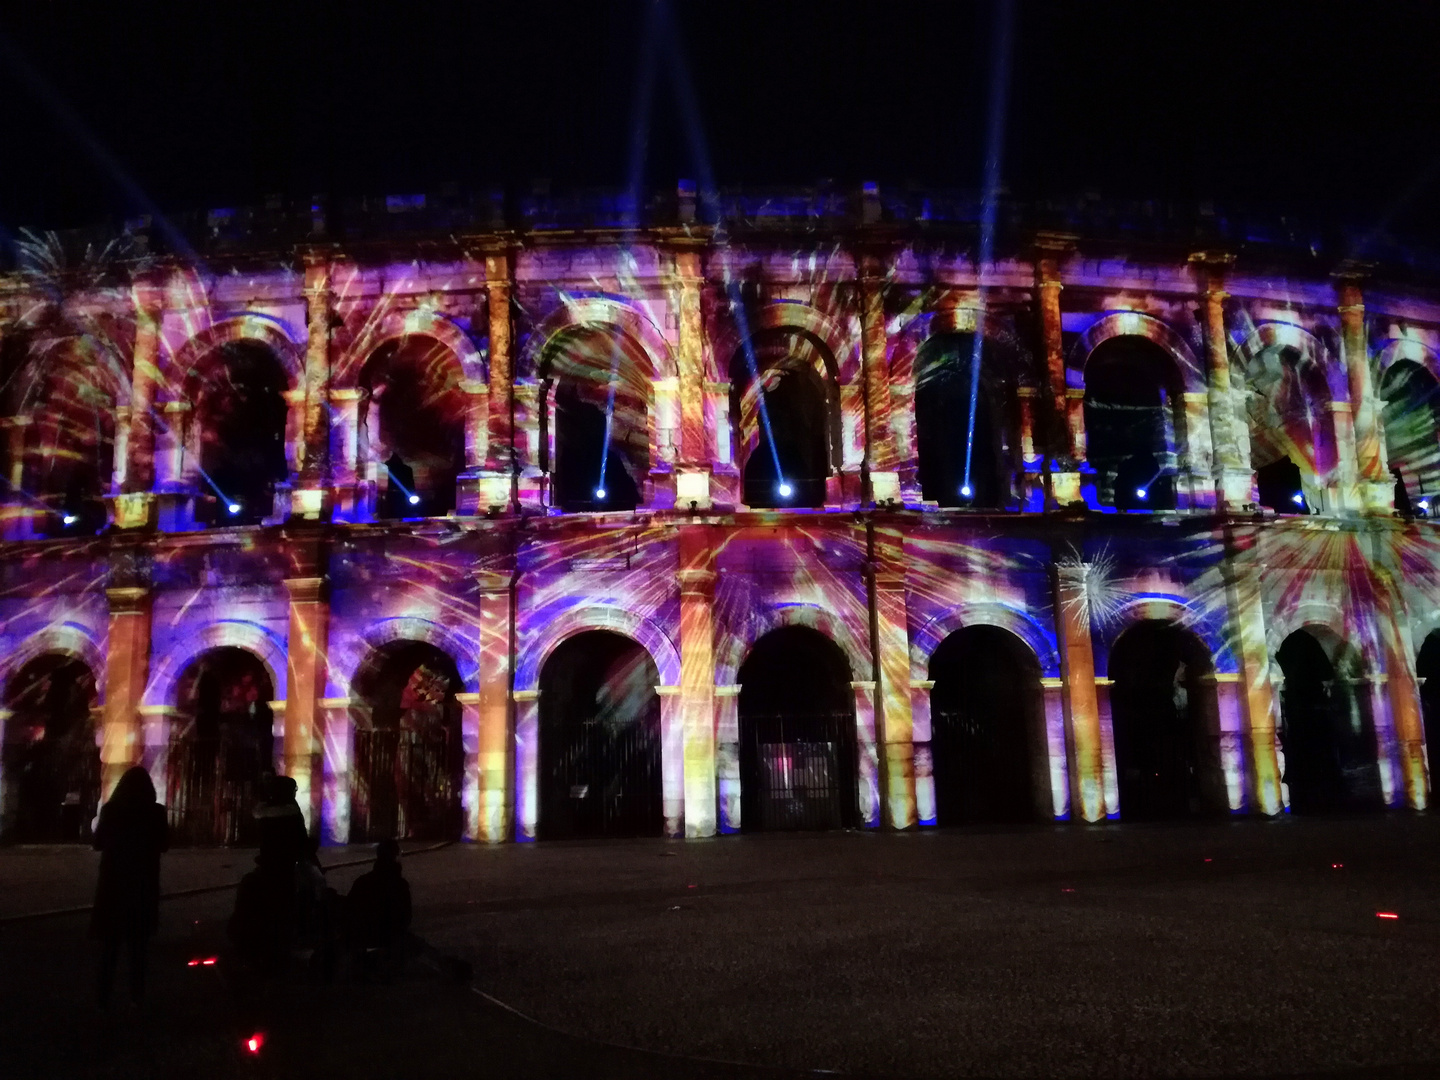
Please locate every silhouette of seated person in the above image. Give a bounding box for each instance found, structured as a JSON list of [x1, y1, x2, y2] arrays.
[[346, 839, 412, 979], [382, 453, 419, 518], [228, 774, 318, 975]]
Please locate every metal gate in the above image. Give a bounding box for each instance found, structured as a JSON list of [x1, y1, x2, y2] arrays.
[[2, 738, 100, 843], [167, 735, 265, 846], [1111, 686, 1201, 819], [542, 715, 661, 839], [740, 712, 856, 831], [351, 727, 462, 842], [930, 709, 1034, 824]]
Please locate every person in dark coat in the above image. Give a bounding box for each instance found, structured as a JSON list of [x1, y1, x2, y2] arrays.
[[91, 765, 169, 1006], [347, 839, 412, 979]]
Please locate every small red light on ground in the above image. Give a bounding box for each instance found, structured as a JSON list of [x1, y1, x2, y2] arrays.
[[1061, 887, 1075, 893], [187, 959, 199, 967], [1377, 912, 1399, 920], [1204, 858, 1212, 863], [202, 957, 217, 965], [1332, 863, 1344, 869], [245, 1033, 265, 1054]]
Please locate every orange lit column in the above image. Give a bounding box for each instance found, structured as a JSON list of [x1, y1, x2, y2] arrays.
[[678, 525, 717, 837], [482, 249, 516, 510], [1373, 566, 1428, 809], [1036, 240, 1082, 505], [674, 247, 713, 509], [1052, 559, 1106, 820], [1039, 677, 1071, 819], [1337, 275, 1390, 512], [117, 276, 163, 529], [715, 685, 741, 832], [1222, 526, 1283, 814], [284, 570, 330, 832], [910, 679, 935, 824], [296, 252, 332, 518], [102, 584, 152, 801], [852, 680, 881, 827], [872, 529, 916, 829], [474, 570, 514, 842], [859, 254, 900, 504]]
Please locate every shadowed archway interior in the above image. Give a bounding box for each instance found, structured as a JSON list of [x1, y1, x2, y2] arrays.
[[914, 332, 1013, 509], [193, 340, 289, 527], [1, 655, 99, 842], [1083, 337, 1179, 511]]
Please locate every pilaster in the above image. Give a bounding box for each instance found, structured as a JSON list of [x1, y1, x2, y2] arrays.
[[1035, 235, 1082, 505], [475, 569, 514, 842], [678, 525, 717, 836], [298, 249, 334, 517], [1052, 558, 1105, 820], [870, 527, 915, 828], [283, 548, 329, 832], [859, 252, 899, 503], [1222, 526, 1284, 814], [102, 582, 152, 801]]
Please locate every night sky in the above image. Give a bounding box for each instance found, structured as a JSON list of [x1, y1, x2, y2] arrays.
[[4, 1, 1440, 240]]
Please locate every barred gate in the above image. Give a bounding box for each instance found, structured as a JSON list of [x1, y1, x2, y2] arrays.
[[739, 712, 857, 831], [166, 735, 264, 846], [541, 715, 661, 839], [351, 727, 462, 843], [2, 739, 101, 843], [931, 709, 1034, 824]]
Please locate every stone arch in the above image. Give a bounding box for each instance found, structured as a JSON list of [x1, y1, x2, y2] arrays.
[[1375, 337, 1440, 386], [144, 621, 288, 707], [2, 624, 106, 704], [911, 603, 1060, 680], [518, 605, 681, 691], [346, 617, 482, 697], [716, 603, 868, 687], [712, 300, 859, 388], [1265, 603, 1367, 672], [890, 306, 1038, 389], [1074, 311, 1205, 394], [14, 333, 133, 413], [341, 307, 488, 388], [518, 296, 675, 382], [167, 314, 304, 400], [1236, 321, 1341, 402], [1097, 597, 1235, 676]]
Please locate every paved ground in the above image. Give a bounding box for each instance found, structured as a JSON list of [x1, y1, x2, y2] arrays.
[[2, 816, 1439, 1079]]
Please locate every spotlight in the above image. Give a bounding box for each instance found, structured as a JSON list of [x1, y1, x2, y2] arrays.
[[245, 1033, 265, 1054], [594, 487, 607, 501], [407, 493, 421, 506], [1135, 487, 1148, 501], [777, 481, 793, 499], [227, 502, 241, 515], [1290, 492, 1305, 507], [1418, 498, 1431, 515], [959, 484, 973, 498], [61, 513, 78, 526]]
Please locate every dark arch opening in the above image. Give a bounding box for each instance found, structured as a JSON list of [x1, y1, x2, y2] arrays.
[[737, 626, 858, 830], [193, 340, 289, 527], [1380, 360, 1440, 512], [927, 625, 1042, 824], [538, 630, 662, 839], [1, 655, 99, 842], [734, 329, 838, 509], [351, 641, 464, 842], [1084, 337, 1180, 511], [1419, 631, 1440, 782], [1256, 458, 1311, 514], [167, 647, 275, 845], [1246, 344, 1334, 513], [1276, 629, 1382, 813], [27, 353, 116, 537], [1108, 621, 1223, 819], [914, 333, 1012, 509], [361, 336, 466, 518]]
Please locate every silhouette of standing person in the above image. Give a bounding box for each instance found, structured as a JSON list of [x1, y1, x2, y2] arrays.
[[347, 839, 412, 979], [91, 766, 169, 1006]]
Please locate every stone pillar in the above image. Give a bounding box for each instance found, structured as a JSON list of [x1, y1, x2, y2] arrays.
[[656, 685, 684, 837], [1092, 677, 1119, 816], [1182, 391, 1216, 508], [1036, 238, 1082, 505], [678, 526, 718, 836], [512, 689, 539, 840], [674, 246, 713, 508], [715, 685, 741, 832], [2, 417, 36, 540], [102, 585, 152, 801], [852, 680, 881, 827], [1337, 275, 1391, 512], [910, 680, 935, 824], [482, 249, 516, 510], [327, 388, 362, 521], [1052, 560, 1105, 820], [455, 378, 490, 514], [284, 570, 329, 832], [117, 277, 163, 529], [1039, 677, 1071, 818], [1192, 254, 1250, 508], [1222, 526, 1283, 814], [297, 252, 332, 518], [1373, 567, 1428, 809], [871, 528, 916, 829], [455, 692, 483, 841], [475, 570, 514, 842], [318, 696, 351, 844], [859, 254, 900, 504], [1208, 673, 1249, 811], [1328, 399, 1361, 513]]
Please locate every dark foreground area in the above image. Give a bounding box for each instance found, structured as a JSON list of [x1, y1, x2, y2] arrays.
[[1, 816, 1438, 1079]]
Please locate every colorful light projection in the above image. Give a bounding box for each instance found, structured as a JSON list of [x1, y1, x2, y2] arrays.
[[2, 213, 1440, 850]]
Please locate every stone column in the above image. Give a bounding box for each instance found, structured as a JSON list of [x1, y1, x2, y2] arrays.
[[117, 276, 163, 529], [318, 696, 351, 844], [1337, 274, 1391, 512], [327, 388, 362, 521], [1036, 238, 1082, 505], [1222, 526, 1283, 814], [852, 680, 881, 827], [1328, 399, 1361, 513], [859, 254, 900, 504], [715, 685, 741, 832], [455, 378, 490, 514], [910, 680, 935, 824], [482, 249, 516, 510], [512, 689, 539, 840], [656, 686, 684, 837], [102, 585, 152, 801], [284, 569, 329, 832], [1192, 254, 1250, 508], [1208, 673, 1249, 811], [475, 570, 514, 842], [674, 246, 713, 508], [871, 528, 916, 829], [678, 526, 718, 836], [1092, 677, 1119, 816], [1373, 567, 1428, 809], [455, 692, 483, 841], [1016, 386, 1043, 509], [1039, 677, 1071, 819], [295, 252, 332, 518], [1052, 559, 1105, 820]]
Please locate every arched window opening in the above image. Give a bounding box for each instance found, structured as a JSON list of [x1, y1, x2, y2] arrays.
[[1083, 337, 1181, 511], [26, 347, 116, 537], [737, 626, 857, 830], [928, 625, 1043, 824], [167, 648, 275, 845], [1245, 344, 1334, 514], [538, 630, 661, 839], [1418, 631, 1440, 777], [1380, 360, 1440, 514], [914, 333, 1014, 509], [1, 655, 99, 842], [1108, 621, 1223, 819], [359, 336, 466, 519], [540, 328, 650, 512], [192, 341, 289, 527], [351, 642, 464, 842], [732, 329, 839, 509], [1275, 629, 1381, 813]]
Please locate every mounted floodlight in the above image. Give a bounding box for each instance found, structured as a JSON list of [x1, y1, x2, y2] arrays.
[[407, 493, 421, 506], [777, 481, 793, 499], [1135, 487, 1148, 501], [594, 487, 607, 501], [61, 513, 78, 526], [1419, 498, 1431, 514], [227, 502, 242, 515], [1290, 492, 1305, 507], [959, 484, 973, 498]]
